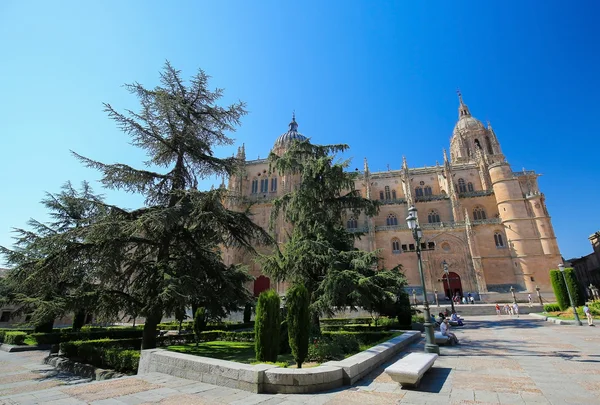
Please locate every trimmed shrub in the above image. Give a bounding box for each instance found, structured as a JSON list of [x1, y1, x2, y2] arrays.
[[322, 331, 394, 346], [551, 268, 584, 310], [29, 328, 143, 346], [396, 292, 412, 326], [307, 338, 344, 362], [320, 318, 373, 326], [279, 320, 291, 355], [543, 304, 561, 312], [255, 289, 280, 362], [60, 338, 140, 373], [589, 302, 600, 316], [550, 270, 569, 310], [321, 324, 387, 332], [244, 303, 252, 323], [286, 284, 310, 368], [193, 307, 207, 346], [4, 331, 27, 345]]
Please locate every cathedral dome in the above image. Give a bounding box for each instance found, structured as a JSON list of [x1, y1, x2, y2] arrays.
[[453, 116, 485, 134], [273, 113, 307, 148]]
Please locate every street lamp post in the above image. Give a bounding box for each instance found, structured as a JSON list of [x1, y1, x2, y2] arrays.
[[407, 206, 439, 354], [558, 264, 583, 326], [442, 260, 455, 314], [535, 285, 542, 305], [434, 289, 439, 307], [510, 286, 517, 304]]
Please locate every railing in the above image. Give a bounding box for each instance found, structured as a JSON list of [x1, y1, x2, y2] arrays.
[[243, 194, 278, 203], [348, 227, 370, 233], [472, 218, 501, 225], [415, 194, 449, 202], [513, 170, 536, 177], [421, 221, 466, 230], [375, 224, 410, 231], [458, 190, 494, 198], [379, 198, 407, 205]]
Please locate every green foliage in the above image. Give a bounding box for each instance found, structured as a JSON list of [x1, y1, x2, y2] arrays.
[[193, 307, 207, 345], [589, 302, 600, 316], [243, 303, 252, 323], [307, 338, 344, 362], [279, 320, 290, 355], [4, 331, 27, 345], [254, 290, 280, 362], [156, 321, 253, 332], [322, 330, 395, 346], [551, 268, 583, 310], [260, 141, 406, 331], [550, 270, 569, 311], [60, 338, 140, 373], [286, 284, 310, 368], [543, 303, 561, 312], [30, 328, 144, 346]]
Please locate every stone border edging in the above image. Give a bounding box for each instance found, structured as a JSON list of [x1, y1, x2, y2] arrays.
[[44, 355, 126, 381], [529, 313, 579, 325], [0, 343, 49, 353], [137, 330, 420, 393]]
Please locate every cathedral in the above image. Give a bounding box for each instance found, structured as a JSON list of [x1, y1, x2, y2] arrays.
[[225, 94, 562, 302]]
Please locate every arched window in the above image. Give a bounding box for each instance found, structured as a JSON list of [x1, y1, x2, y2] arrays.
[[494, 232, 505, 248], [385, 186, 391, 200], [391, 190, 397, 200], [347, 217, 358, 229], [391, 239, 401, 254], [458, 178, 467, 193], [467, 182, 474, 192], [473, 207, 487, 220], [424, 186, 432, 196], [386, 213, 398, 226], [251, 179, 258, 194], [474, 139, 482, 150], [415, 187, 423, 197], [485, 136, 493, 154], [379, 191, 384, 200], [260, 178, 269, 193], [270, 178, 277, 192], [428, 210, 440, 223]]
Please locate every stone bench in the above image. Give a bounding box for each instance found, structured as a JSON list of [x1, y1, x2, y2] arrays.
[[384, 352, 438, 388], [434, 332, 450, 345]]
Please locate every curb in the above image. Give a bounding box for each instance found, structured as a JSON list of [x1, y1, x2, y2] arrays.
[[44, 355, 126, 381], [0, 343, 50, 353], [529, 313, 580, 325]]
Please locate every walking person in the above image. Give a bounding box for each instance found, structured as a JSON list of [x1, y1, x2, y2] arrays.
[[513, 303, 519, 318], [528, 294, 533, 307], [469, 295, 475, 305], [583, 303, 595, 326], [495, 303, 502, 316]]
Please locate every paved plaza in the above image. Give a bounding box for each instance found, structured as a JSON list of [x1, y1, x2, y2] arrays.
[[0, 315, 599, 405]]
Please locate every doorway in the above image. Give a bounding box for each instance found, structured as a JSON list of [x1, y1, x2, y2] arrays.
[[253, 275, 271, 297], [442, 272, 463, 299]]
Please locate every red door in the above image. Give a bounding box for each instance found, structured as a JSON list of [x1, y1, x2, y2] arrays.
[[253, 276, 271, 297], [442, 272, 463, 298]]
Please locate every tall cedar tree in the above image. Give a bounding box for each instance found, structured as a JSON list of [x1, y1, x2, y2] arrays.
[[260, 140, 406, 330], [72, 63, 271, 348], [0, 181, 105, 332]]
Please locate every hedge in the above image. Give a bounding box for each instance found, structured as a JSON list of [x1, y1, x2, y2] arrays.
[[321, 324, 387, 332], [543, 304, 561, 312], [29, 328, 144, 346], [320, 317, 374, 326], [60, 338, 141, 373], [3, 331, 27, 345], [322, 331, 395, 345], [550, 268, 583, 310], [156, 321, 254, 332]]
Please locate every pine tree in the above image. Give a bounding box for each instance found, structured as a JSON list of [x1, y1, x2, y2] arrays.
[[69, 62, 271, 349], [0, 181, 106, 332], [260, 141, 406, 331]]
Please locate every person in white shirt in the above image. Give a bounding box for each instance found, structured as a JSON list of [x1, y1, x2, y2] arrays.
[[583, 303, 595, 326], [513, 303, 519, 318], [440, 319, 459, 344], [528, 294, 533, 307]]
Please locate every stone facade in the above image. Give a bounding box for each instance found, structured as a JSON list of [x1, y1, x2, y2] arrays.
[[566, 231, 600, 299], [224, 95, 562, 298]]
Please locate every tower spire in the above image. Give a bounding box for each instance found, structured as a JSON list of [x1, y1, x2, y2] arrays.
[[363, 157, 370, 174], [457, 88, 471, 118], [289, 111, 298, 131]]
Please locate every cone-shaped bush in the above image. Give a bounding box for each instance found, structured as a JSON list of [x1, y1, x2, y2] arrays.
[[286, 283, 310, 368], [255, 290, 280, 362], [551, 268, 583, 310]]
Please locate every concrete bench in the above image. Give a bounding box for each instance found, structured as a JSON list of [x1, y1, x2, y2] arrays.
[[434, 332, 450, 345], [384, 352, 438, 388]]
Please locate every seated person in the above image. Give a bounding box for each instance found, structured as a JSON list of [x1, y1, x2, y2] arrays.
[[450, 311, 464, 326], [437, 312, 445, 324], [440, 319, 459, 345], [430, 314, 439, 326]]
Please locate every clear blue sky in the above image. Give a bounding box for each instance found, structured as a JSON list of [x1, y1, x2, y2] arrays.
[[1, 1, 598, 260]]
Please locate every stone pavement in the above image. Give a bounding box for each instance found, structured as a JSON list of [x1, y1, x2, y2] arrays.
[[1, 315, 599, 404]]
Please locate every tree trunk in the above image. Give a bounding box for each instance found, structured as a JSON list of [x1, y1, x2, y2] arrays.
[[142, 310, 162, 350], [310, 309, 321, 337], [72, 310, 86, 331]]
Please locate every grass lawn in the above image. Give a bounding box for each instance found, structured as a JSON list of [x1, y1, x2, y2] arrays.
[[168, 341, 295, 366]]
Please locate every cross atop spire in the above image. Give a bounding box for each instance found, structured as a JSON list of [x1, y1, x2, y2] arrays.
[[289, 111, 298, 131], [457, 88, 471, 119]]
